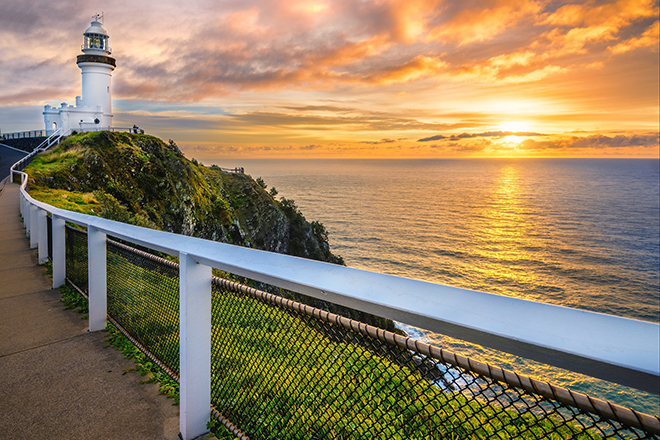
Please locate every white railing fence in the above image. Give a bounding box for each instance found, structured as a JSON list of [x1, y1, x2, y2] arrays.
[[10, 147, 660, 439]]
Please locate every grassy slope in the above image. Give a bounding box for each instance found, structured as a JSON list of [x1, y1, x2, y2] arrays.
[[26, 131, 341, 263]]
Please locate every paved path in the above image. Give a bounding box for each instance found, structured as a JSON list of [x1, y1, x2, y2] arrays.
[[0, 144, 27, 182], [0, 183, 181, 440]]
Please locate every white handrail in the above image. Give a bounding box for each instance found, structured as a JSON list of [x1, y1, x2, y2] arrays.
[[11, 151, 660, 438]]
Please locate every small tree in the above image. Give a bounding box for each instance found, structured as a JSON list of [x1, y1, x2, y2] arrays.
[[256, 177, 267, 189], [269, 187, 278, 197]]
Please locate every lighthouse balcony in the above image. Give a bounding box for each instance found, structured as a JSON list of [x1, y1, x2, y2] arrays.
[[77, 54, 116, 67]]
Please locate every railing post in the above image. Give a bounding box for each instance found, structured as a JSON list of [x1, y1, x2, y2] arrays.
[[52, 215, 66, 288], [179, 252, 212, 440], [19, 191, 24, 221], [37, 209, 48, 264], [88, 226, 107, 332], [29, 205, 38, 248], [23, 197, 30, 235]]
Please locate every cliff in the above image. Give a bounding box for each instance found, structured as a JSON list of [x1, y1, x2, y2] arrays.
[[26, 131, 343, 264], [25, 132, 398, 331]]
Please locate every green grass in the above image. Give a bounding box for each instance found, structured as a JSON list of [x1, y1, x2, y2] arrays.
[[30, 187, 100, 215], [93, 250, 603, 439], [207, 290, 598, 440], [60, 284, 88, 316], [28, 146, 85, 174]]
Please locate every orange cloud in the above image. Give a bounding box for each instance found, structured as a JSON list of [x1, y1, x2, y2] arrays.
[[386, 0, 440, 43], [450, 61, 565, 85], [363, 55, 448, 85], [609, 20, 660, 54], [488, 51, 536, 69], [539, 0, 659, 57], [428, 0, 543, 45], [519, 133, 660, 152], [540, 0, 657, 27]]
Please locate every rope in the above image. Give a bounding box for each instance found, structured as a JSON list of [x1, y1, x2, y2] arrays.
[[65, 235, 660, 436]]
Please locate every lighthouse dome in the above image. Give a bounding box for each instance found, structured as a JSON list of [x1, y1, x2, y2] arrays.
[[84, 21, 108, 36]]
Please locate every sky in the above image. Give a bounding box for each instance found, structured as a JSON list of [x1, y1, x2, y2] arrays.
[[0, 0, 658, 159]]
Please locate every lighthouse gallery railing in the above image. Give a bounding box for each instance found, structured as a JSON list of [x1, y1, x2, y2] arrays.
[[12, 149, 660, 440]]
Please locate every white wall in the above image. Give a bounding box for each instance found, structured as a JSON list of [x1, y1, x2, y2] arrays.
[[79, 62, 114, 127]]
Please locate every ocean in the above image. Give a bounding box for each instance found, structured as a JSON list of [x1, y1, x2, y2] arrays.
[[203, 158, 660, 414]]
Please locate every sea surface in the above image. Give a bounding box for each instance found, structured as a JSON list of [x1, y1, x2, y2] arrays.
[[203, 158, 660, 414]]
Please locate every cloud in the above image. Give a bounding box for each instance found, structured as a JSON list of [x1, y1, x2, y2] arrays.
[[361, 56, 448, 85], [537, 0, 659, 57], [0, 88, 69, 105], [418, 135, 447, 142], [427, 0, 543, 46], [226, 110, 459, 132], [609, 20, 660, 54], [519, 134, 660, 151], [3, 0, 657, 103], [418, 131, 544, 142], [360, 139, 396, 144], [0, 0, 658, 157]]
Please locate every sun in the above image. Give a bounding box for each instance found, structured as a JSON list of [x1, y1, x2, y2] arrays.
[[499, 121, 531, 133], [496, 121, 532, 145], [498, 121, 532, 144]]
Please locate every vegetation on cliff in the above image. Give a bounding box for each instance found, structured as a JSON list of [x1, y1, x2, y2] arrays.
[[25, 131, 399, 331], [26, 131, 342, 264]]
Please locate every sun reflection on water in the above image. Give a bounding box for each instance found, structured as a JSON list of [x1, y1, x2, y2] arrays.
[[471, 164, 542, 300], [220, 158, 660, 414]]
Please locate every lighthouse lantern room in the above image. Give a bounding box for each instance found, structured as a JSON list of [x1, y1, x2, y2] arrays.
[[44, 14, 116, 135]]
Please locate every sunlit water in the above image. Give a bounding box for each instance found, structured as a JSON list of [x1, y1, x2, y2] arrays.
[[203, 158, 660, 414]]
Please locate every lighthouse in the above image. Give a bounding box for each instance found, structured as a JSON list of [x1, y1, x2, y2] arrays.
[[44, 14, 116, 134]]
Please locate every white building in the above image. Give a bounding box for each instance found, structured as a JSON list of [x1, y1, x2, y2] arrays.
[[44, 15, 116, 135]]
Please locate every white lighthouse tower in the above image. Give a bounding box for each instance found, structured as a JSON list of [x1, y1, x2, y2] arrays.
[[44, 14, 116, 134]]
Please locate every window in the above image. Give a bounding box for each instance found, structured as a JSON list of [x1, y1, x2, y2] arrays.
[[85, 34, 106, 50]]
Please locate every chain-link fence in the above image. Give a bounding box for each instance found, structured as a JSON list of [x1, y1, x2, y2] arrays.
[[65, 225, 88, 292], [62, 225, 660, 439], [107, 240, 180, 376]]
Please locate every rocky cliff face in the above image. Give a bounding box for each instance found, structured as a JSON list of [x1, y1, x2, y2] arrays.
[[26, 131, 343, 265]]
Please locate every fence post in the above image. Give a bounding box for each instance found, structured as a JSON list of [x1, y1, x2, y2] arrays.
[[29, 205, 38, 248], [37, 209, 48, 264], [88, 226, 107, 332], [24, 198, 30, 236], [52, 215, 66, 288], [179, 252, 212, 440]]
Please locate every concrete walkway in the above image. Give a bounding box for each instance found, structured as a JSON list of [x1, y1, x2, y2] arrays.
[[0, 183, 181, 439]]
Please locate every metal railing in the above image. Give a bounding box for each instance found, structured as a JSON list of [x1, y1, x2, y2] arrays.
[[11, 151, 660, 439], [214, 166, 245, 174], [2, 129, 47, 140], [2, 126, 144, 141], [74, 126, 145, 134]]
